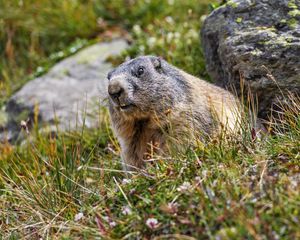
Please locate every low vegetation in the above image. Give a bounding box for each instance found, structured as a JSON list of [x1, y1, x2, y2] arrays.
[[0, 0, 299, 239]]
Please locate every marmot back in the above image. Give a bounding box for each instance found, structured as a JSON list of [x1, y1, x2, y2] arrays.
[[107, 56, 240, 171]]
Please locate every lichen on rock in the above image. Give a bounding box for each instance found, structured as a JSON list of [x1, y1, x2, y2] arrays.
[[201, 0, 300, 119]]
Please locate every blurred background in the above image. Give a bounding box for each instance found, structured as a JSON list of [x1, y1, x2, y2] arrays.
[[0, 0, 218, 103]]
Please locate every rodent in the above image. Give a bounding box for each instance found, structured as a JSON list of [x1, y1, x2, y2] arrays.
[[107, 56, 240, 171]]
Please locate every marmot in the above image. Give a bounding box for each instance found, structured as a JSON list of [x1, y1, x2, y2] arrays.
[[107, 56, 240, 171]]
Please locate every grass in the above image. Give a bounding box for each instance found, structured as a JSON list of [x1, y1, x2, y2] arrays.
[[99, 0, 210, 79], [1, 0, 300, 239], [0, 0, 211, 103], [0, 0, 100, 103], [1, 102, 300, 239]]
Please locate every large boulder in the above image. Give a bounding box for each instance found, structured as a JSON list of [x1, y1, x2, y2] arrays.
[[201, 0, 300, 119], [0, 39, 127, 142]]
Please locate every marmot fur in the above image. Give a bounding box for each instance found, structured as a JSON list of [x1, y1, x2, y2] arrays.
[[107, 56, 240, 171]]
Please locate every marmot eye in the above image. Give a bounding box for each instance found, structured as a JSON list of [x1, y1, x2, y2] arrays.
[[137, 66, 144, 76]]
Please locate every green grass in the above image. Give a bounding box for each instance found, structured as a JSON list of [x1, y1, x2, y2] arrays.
[[0, 0, 211, 102], [1, 0, 300, 239], [0, 0, 98, 102], [99, 0, 211, 79], [1, 104, 300, 239]]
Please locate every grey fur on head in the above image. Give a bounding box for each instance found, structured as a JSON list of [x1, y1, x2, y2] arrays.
[[107, 55, 241, 171], [107, 56, 189, 117]]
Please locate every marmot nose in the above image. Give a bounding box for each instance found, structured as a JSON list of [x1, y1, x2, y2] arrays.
[[108, 83, 124, 100]]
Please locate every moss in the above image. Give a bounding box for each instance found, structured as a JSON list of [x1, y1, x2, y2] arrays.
[[250, 49, 263, 56], [236, 17, 243, 23], [262, 35, 293, 47], [286, 37, 293, 43], [76, 44, 112, 64], [226, 0, 239, 8], [288, 9, 300, 17], [287, 18, 298, 29], [288, 0, 298, 9]]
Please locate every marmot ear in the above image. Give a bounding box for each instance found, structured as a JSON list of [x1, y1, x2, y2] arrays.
[[151, 56, 162, 70]]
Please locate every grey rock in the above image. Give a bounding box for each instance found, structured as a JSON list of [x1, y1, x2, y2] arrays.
[[1, 39, 128, 142], [201, 0, 300, 119]]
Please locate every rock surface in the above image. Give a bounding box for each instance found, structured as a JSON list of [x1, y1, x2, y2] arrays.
[[0, 39, 127, 142], [201, 0, 300, 119]]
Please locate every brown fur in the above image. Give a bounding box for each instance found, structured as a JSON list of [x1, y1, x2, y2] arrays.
[[107, 56, 240, 171]]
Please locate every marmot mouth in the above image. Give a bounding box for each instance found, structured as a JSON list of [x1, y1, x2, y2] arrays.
[[119, 104, 135, 111]]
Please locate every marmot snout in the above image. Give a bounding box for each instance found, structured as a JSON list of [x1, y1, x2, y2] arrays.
[[107, 56, 241, 171]]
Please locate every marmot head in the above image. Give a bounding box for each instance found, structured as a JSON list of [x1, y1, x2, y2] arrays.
[[107, 56, 188, 118]]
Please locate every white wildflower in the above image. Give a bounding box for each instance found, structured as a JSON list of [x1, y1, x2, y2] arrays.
[[133, 24, 142, 35], [291, 179, 298, 188], [168, 0, 174, 5], [103, 216, 117, 227], [167, 202, 179, 213], [195, 176, 201, 182], [166, 32, 174, 43], [168, 202, 179, 209], [97, 17, 105, 26], [177, 181, 192, 192], [57, 51, 64, 58], [122, 178, 132, 185], [147, 37, 157, 48], [202, 170, 208, 178], [121, 206, 132, 215], [187, 29, 198, 39], [36, 66, 44, 73], [146, 218, 159, 229], [129, 188, 136, 194], [174, 32, 180, 39], [70, 46, 77, 53], [165, 16, 174, 24], [109, 221, 117, 227], [74, 212, 84, 221]]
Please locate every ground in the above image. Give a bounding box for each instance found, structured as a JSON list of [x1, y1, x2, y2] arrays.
[[0, 1, 300, 239]]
